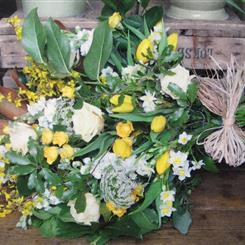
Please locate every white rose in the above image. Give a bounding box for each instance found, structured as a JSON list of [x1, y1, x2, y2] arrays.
[[68, 193, 100, 226], [72, 102, 104, 143], [159, 65, 195, 99], [9, 122, 37, 155]]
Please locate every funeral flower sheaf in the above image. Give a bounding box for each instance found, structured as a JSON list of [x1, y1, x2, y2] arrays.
[[0, 2, 234, 244]]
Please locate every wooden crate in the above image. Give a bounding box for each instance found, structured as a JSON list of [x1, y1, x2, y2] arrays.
[[0, 0, 244, 69]]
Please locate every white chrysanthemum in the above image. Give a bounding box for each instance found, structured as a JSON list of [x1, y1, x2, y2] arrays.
[[68, 193, 100, 226], [178, 132, 192, 145], [72, 102, 104, 143], [140, 91, 157, 112], [169, 150, 188, 168], [191, 160, 205, 171], [9, 122, 37, 155], [27, 97, 46, 116], [173, 163, 191, 181], [159, 65, 195, 99]]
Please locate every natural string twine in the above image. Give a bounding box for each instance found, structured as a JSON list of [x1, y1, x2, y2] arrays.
[[197, 57, 245, 167]]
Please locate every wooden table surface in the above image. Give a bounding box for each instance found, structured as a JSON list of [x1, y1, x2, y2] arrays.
[[0, 167, 244, 245]]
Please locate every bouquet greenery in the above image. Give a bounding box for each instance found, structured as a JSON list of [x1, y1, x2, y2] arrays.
[[1, 1, 244, 244]]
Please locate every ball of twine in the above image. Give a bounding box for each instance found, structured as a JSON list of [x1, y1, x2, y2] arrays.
[[198, 57, 245, 167]]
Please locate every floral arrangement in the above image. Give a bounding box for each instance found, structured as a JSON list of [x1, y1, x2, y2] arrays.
[[1, 1, 244, 244]]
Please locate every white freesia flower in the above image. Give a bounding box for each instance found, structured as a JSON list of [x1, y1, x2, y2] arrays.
[[27, 97, 46, 116], [178, 132, 192, 145], [140, 91, 157, 112], [68, 193, 100, 225], [173, 162, 191, 181], [72, 102, 104, 143], [159, 65, 195, 99], [159, 187, 176, 217], [160, 201, 176, 217], [191, 160, 205, 171], [9, 122, 37, 155], [160, 189, 176, 202], [169, 150, 188, 168]]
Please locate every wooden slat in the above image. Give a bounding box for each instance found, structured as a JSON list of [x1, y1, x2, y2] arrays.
[[0, 169, 244, 244]]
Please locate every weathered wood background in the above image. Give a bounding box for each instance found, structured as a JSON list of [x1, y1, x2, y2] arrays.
[[0, 0, 244, 69], [0, 169, 245, 245]]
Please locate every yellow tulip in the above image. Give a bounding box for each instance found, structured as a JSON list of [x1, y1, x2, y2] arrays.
[[110, 95, 134, 113], [116, 121, 134, 138], [167, 33, 178, 51], [113, 137, 133, 158], [41, 128, 53, 145], [62, 86, 75, 99], [53, 131, 69, 147], [151, 116, 167, 133], [156, 151, 170, 175], [136, 39, 154, 63], [44, 146, 59, 165], [60, 144, 74, 160], [108, 12, 122, 29]]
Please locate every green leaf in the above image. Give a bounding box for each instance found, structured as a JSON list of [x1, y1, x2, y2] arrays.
[[203, 157, 219, 173], [130, 178, 162, 215], [6, 151, 33, 165], [143, 17, 150, 37], [110, 52, 123, 72], [8, 165, 35, 176], [131, 209, 159, 234], [45, 19, 71, 77], [75, 133, 113, 157], [40, 217, 59, 238], [173, 210, 192, 235], [134, 140, 153, 155], [33, 209, 52, 220], [22, 8, 46, 64], [17, 175, 33, 197], [41, 168, 62, 185], [144, 6, 163, 29], [140, 0, 150, 9], [124, 22, 145, 40], [74, 193, 86, 213], [127, 33, 134, 66], [73, 98, 84, 110], [84, 21, 113, 80], [187, 83, 198, 104], [168, 83, 187, 101], [100, 202, 112, 222], [28, 171, 45, 193]]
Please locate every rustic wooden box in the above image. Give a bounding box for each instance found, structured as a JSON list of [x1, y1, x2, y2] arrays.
[[0, 0, 244, 70]]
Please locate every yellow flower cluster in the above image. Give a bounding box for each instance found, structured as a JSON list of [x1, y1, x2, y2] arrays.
[[42, 129, 74, 164], [21, 59, 76, 102], [106, 201, 126, 218], [108, 12, 122, 29], [6, 16, 22, 40], [110, 95, 134, 113], [113, 121, 134, 159], [0, 182, 23, 218], [0, 91, 23, 108]]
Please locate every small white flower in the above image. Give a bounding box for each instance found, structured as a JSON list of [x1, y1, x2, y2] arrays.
[[68, 193, 100, 226], [169, 150, 188, 168], [9, 122, 37, 155], [160, 190, 176, 202], [191, 160, 205, 171], [173, 162, 191, 181], [178, 132, 192, 145], [149, 31, 162, 43], [159, 65, 195, 99], [160, 201, 176, 217], [140, 91, 157, 112]]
